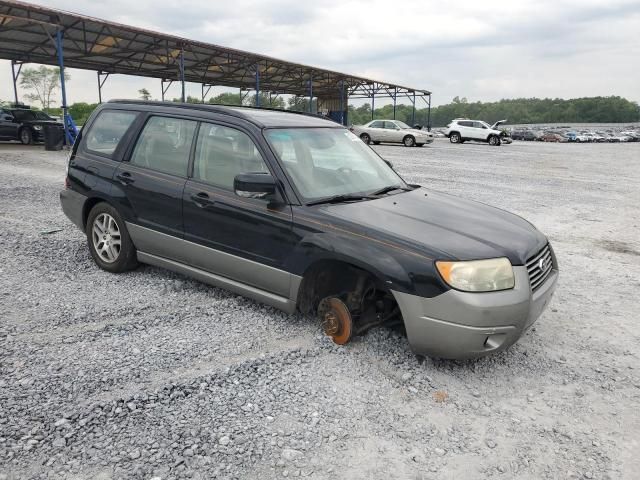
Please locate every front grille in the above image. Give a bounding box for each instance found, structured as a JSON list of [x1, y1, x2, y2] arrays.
[[526, 244, 554, 291]]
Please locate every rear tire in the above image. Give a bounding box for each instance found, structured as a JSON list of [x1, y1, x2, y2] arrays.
[[19, 128, 33, 145], [403, 135, 416, 147], [86, 202, 138, 273], [449, 132, 461, 144], [360, 133, 371, 145]]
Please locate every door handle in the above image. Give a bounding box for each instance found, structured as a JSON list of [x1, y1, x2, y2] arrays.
[[191, 192, 214, 207], [116, 172, 134, 185]]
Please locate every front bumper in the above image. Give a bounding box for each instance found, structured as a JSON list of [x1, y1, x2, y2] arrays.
[[392, 266, 558, 359]]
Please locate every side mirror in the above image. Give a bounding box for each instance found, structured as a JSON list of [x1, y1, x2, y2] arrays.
[[234, 173, 276, 199]]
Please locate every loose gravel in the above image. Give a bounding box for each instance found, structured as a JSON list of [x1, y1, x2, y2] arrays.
[[1, 140, 639, 480]]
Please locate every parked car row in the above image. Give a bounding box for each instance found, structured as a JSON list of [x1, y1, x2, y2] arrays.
[[511, 128, 640, 143]]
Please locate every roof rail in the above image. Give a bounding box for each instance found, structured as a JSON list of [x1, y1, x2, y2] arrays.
[[107, 99, 336, 122]]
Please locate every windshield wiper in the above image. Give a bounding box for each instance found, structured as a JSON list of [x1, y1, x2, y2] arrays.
[[306, 194, 376, 206], [370, 185, 413, 196]]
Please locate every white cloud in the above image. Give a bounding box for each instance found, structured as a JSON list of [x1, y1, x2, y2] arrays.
[[1, 0, 639, 107]]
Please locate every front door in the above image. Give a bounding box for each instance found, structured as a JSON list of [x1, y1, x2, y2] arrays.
[[115, 115, 198, 261], [182, 122, 295, 297], [383, 121, 401, 142]]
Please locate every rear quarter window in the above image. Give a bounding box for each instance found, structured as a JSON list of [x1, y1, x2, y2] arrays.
[[84, 110, 138, 157]]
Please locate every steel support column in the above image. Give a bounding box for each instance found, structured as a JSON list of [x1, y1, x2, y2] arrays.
[[427, 93, 432, 131], [411, 91, 416, 125], [255, 65, 260, 107], [55, 29, 77, 145], [339, 80, 345, 125], [179, 47, 185, 102], [97, 71, 109, 104], [371, 92, 375, 120], [308, 73, 313, 113], [11, 60, 23, 105], [392, 87, 397, 119]]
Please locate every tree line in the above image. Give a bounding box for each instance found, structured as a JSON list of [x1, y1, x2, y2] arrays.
[[349, 96, 640, 127], [3, 66, 638, 127]]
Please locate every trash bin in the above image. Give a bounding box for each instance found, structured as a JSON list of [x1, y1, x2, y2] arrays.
[[43, 124, 65, 151]]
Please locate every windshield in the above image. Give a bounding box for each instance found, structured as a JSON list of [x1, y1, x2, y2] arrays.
[[479, 121, 491, 129], [395, 121, 411, 129], [265, 128, 407, 202]]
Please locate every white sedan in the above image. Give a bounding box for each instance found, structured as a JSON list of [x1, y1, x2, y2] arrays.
[[350, 119, 434, 147]]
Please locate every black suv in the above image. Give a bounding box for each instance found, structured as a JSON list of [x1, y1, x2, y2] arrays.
[[0, 107, 62, 144], [60, 101, 558, 359]]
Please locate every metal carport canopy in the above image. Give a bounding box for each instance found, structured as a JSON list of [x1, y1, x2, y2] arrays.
[[0, 0, 431, 99]]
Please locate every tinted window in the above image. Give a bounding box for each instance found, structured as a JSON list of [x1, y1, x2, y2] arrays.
[[193, 123, 268, 189], [369, 121, 383, 128], [11, 110, 36, 121], [85, 110, 138, 156], [459, 121, 473, 127], [130, 116, 197, 177], [473, 122, 486, 129]]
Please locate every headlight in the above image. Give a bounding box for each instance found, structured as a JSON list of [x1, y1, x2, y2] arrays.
[[436, 258, 514, 292], [33, 125, 43, 130]]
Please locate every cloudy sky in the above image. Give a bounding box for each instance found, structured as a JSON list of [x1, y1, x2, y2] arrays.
[[1, 0, 639, 107]]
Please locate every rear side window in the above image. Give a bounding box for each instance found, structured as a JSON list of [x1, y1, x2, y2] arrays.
[[85, 110, 138, 156], [130, 116, 197, 177], [369, 121, 383, 128]]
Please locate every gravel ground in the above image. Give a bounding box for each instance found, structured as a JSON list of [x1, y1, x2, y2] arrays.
[[1, 139, 639, 480]]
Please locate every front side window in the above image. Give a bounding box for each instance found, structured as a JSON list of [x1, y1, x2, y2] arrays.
[[130, 116, 197, 176], [265, 128, 406, 201], [193, 123, 268, 190], [85, 110, 138, 156], [383, 121, 398, 129]]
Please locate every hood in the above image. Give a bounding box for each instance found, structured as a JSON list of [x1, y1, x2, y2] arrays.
[[317, 188, 546, 265]]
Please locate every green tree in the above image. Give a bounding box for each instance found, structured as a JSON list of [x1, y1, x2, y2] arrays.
[[138, 88, 151, 101], [246, 93, 285, 109], [288, 96, 317, 112], [68, 102, 98, 125], [208, 92, 242, 106], [19, 66, 69, 111]]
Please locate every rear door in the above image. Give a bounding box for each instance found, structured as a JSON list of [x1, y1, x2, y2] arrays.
[[74, 108, 140, 195], [114, 115, 197, 261], [367, 120, 384, 141], [182, 121, 295, 296]]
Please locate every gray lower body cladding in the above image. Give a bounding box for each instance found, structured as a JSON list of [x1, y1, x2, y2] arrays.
[[126, 222, 302, 314], [392, 266, 558, 359]]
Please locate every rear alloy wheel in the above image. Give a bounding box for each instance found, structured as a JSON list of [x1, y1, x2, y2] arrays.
[[403, 135, 416, 147], [488, 135, 501, 146], [19, 128, 33, 145], [449, 132, 461, 144], [86, 203, 138, 273], [360, 133, 371, 145], [318, 297, 353, 345]]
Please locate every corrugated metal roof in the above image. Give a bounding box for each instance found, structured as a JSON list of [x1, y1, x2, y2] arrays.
[[0, 0, 431, 98]]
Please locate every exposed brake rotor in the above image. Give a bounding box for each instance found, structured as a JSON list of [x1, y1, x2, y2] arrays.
[[318, 297, 353, 345]]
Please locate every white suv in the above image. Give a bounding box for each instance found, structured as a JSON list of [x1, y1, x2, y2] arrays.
[[445, 119, 504, 146]]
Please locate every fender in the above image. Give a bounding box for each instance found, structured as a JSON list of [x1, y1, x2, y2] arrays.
[[285, 227, 449, 299]]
